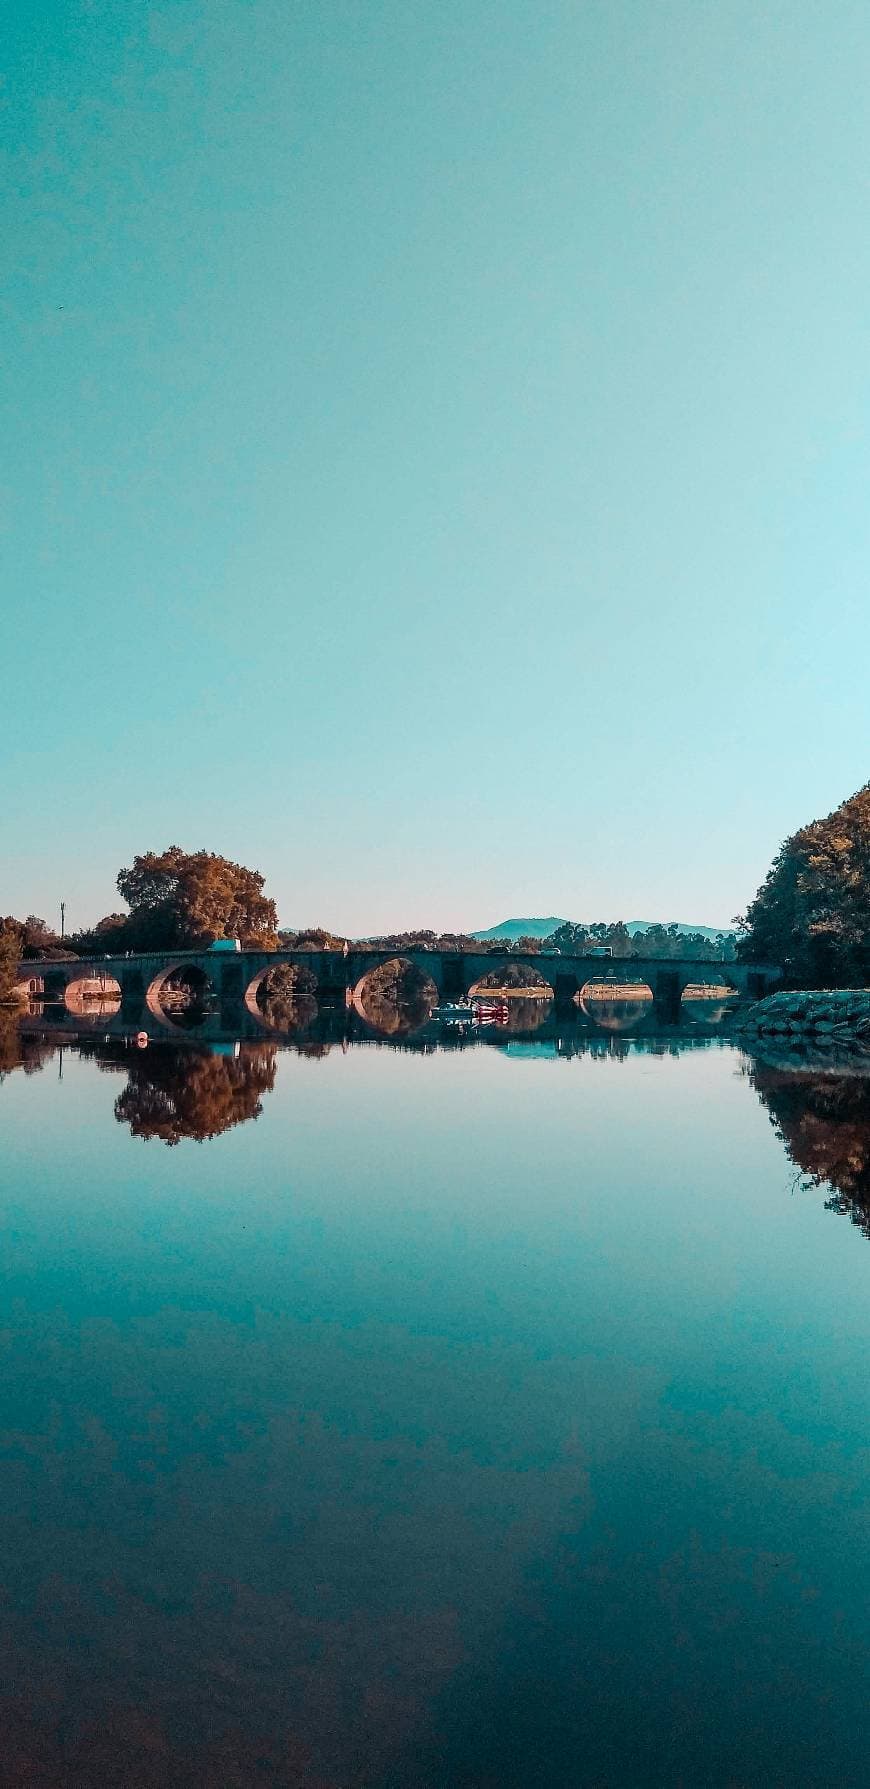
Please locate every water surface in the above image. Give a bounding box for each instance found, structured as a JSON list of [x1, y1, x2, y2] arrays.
[[0, 1026, 868, 1785]]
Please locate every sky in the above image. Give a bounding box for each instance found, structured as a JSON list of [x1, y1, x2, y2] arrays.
[[3, 0, 870, 936]]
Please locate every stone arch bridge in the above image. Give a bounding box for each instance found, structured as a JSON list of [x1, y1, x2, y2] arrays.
[[19, 947, 782, 1026]]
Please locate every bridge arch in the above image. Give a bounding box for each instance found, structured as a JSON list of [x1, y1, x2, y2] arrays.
[[15, 972, 46, 1001], [244, 960, 318, 1019], [353, 956, 439, 1035], [145, 962, 215, 1028], [466, 959, 555, 1000], [63, 969, 122, 1014]]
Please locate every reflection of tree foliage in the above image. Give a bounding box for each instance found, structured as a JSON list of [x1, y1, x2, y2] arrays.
[[114, 1045, 278, 1145], [0, 1012, 56, 1082], [748, 1059, 870, 1238], [358, 959, 437, 1035], [489, 997, 551, 1035], [257, 963, 317, 1027], [261, 994, 319, 1035]]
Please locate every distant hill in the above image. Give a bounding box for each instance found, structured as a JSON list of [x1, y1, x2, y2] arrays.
[[473, 917, 735, 943], [472, 918, 566, 942]]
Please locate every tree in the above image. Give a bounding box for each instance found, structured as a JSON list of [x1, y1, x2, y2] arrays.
[[116, 848, 279, 950], [548, 922, 591, 952], [0, 929, 22, 1005], [278, 928, 344, 950], [473, 960, 552, 991], [22, 915, 55, 951], [737, 783, 870, 985], [68, 914, 134, 957]]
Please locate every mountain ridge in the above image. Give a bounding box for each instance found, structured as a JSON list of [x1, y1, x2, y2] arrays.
[[472, 917, 735, 942]]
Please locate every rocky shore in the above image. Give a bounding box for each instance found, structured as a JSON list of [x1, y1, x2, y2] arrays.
[[739, 988, 870, 1042]]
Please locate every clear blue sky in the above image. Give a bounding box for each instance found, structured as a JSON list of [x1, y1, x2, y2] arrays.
[[4, 0, 870, 935]]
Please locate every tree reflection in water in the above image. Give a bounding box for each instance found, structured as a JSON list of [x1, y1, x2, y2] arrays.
[[748, 1054, 870, 1238], [491, 996, 551, 1035], [98, 1043, 279, 1145], [357, 958, 438, 1036], [0, 1011, 56, 1082]]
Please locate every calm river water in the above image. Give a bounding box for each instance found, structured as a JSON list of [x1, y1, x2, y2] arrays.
[[0, 1022, 868, 1785]]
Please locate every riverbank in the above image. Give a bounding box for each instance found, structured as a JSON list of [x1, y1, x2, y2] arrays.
[[740, 988, 870, 1043]]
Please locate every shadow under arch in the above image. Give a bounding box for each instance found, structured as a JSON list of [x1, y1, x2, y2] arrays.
[[353, 956, 438, 1036], [578, 978, 654, 1031], [244, 960, 318, 1021], [145, 962, 216, 1030]]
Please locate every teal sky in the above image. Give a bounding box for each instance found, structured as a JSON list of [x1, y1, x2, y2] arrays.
[[4, 0, 870, 935]]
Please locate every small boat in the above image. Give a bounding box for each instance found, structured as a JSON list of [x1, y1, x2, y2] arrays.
[[431, 999, 511, 1027], [473, 1000, 510, 1025], [432, 1002, 478, 1024]]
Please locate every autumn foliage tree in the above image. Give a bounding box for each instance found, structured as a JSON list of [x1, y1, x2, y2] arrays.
[[0, 929, 22, 1005], [115, 848, 279, 950], [737, 783, 870, 985]]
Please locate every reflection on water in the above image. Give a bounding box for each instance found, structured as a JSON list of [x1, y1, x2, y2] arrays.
[[748, 1048, 870, 1239], [577, 993, 652, 1031], [1, 1017, 870, 1784], [20, 984, 748, 1046], [10, 1015, 870, 1232], [258, 991, 319, 1034], [5, 1008, 751, 1147], [354, 957, 440, 1034], [0, 1011, 56, 1080], [88, 1040, 279, 1145]]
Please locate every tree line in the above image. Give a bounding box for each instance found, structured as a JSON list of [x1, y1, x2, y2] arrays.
[[543, 921, 736, 961]]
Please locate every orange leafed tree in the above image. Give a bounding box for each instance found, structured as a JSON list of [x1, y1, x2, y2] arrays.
[[116, 847, 279, 950]]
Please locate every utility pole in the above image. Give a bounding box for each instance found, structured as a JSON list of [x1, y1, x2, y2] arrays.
[[60, 901, 65, 941]]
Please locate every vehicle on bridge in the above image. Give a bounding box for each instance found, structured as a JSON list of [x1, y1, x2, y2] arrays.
[[208, 939, 241, 953]]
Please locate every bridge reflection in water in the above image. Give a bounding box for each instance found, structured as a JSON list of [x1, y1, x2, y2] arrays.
[[18, 984, 750, 1052], [5, 1016, 736, 1147], [7, 1015, 870, 1233]]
